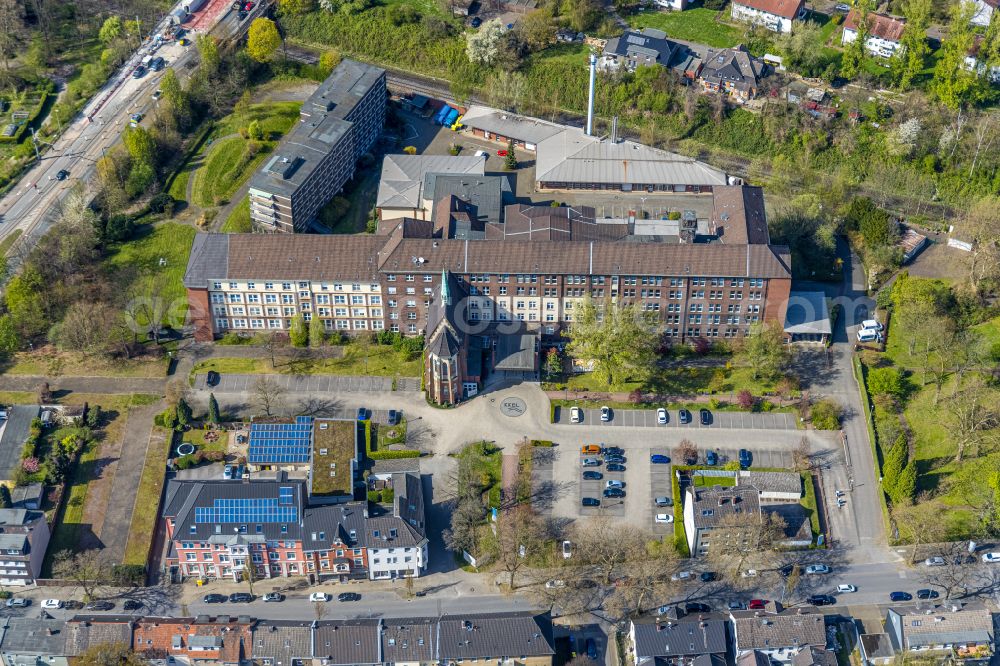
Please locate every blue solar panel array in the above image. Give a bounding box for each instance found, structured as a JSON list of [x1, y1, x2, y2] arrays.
[[194, 498, 299, 524], [248, 416, 314, 464]]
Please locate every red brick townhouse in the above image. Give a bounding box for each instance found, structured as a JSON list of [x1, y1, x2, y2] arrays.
[[132, 615, 253, 664], [164, 474, 427, 582]]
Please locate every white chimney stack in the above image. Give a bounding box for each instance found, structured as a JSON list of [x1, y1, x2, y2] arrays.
[[586, 52, 596, 136]]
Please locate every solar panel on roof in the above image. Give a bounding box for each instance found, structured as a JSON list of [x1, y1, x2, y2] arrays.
[[248, 419, 315, 463], [194, 498, 298, 524], [626, 35, 646, 46]]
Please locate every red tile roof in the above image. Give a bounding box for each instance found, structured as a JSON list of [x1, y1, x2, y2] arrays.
[[844, 9, 906, 42], [735, 0, 804, 19]]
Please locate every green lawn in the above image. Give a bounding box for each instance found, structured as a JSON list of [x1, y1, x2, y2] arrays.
[[629, 7, 743, 48], [122, 425, 171, 566], [2, 350, 168, 378], [167, 164, 193, 201], [213, 101, 302, 140], [182, 428, 228, 455], [376, 417, 408, 450], [454, 441, 503, 509], [692, 474, 735, 487], [973, 315, 1000, 349], [192, 345, 422, 379], [563, 364, 795, 398], [221, 196, 253, 233], [0, 229, 23, 257], [191, 137, 262, 207], [104, 222, 197, 327]]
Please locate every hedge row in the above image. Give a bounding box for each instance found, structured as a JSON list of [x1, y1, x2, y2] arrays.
[[0, 92, 49, 144]]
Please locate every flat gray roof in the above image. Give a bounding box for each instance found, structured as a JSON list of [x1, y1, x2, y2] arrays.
[[248, 59, 385, 199], [461, 105, 564, 146], [495, 333, 537, 371], [784, 291, 831, 335]]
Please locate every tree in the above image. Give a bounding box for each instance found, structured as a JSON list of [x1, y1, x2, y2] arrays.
[[840, 0, 873, 80], [241, 560, 259, 595], [896, 460, 918, 504], [791, 437, 811, 472], [944, 380, 1000, 462], [736, 389, 754, 410], [86, 405, 102, 429], [482, 504, 550, 591], [278, 0, 313, 13], [0, 485, 10, 509], [603, 543, 680, 620], [123, 126, 157, 168], [738, 322, 791, 381], [289, 314, 308, 347], [176, 398, 193, 427], [673, 438, 698, 465], [246, 18, 282, 62], [309, 315, 325, 348], [0, 0, 25, 71], [543, 347, 562, 379], [503, 140, 518, 170], [160, 68, 191, 128], [466, 18, 506, 66], [49, 301, 115, 357], [894, 0, 931, 90], [253, 376, 286, 416], [98, 15, 124, 44], [706, 511, 787, 583], [964, 196, 1000, 297], [564, 296, 659, 387], [52, 549, 113, 600], [868, 367, 905, 399], [882, 434, 908, 499], [0, 315, 18, 354], [893, 499, 947, 564], [77, 643, 148, 666], [930, 1, 979, 109], [919, 541, 979, 599], [208, 393, 221, 424], [518, 9, 555, 52], [247, 119, 264, 141]]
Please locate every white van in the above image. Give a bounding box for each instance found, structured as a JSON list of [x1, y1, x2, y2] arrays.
[[857, 329, 882, 343], [860, 319, 883, 332]]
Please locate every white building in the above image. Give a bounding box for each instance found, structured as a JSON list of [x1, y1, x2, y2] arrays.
[[842, 10, 906, 59], [731, 0, 805, 33], [970, 0, 999, 27], [654, 0, 686, 9]]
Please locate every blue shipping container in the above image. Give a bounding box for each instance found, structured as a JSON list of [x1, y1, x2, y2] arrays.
[[444, 108, 460, 127], [435, 105, 453, 124]]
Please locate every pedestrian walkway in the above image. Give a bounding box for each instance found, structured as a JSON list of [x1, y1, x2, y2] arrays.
[[192, 373, 418, 393], [0, 375, 165, 395]]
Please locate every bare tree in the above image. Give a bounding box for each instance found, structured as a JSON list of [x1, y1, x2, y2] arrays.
[[571, 517, 650, 586], [603, 545, 680, 619], [253, 376, 286, 417], [920, 542, 978, 600], [791, 437, 811, 472], [0, 0, 26, 71], [705, 511, 787, 583], [893, 498, 948, 564], [52, 549, 113, 600], [261, 332, 281, 369], [944, 380, 1000, 462], [483, 504, 551, 591], [165, 378, 188, 409], [673, 439, 698, 465]]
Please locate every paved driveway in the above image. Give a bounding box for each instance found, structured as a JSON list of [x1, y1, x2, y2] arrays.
[[556, 406, 797, 430], [195, 373, 408, 393]]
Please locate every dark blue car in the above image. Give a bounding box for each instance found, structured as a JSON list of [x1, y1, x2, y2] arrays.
[[705, 450, 718, 466], [650, 454, 671, 464], [739, 449, 752, 469]]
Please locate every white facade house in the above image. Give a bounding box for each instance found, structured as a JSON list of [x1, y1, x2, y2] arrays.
[[731, 0, 804, 33], [654, 0, 686, 9], [368, 541, 429, 579], [842, 10, 906, 59]]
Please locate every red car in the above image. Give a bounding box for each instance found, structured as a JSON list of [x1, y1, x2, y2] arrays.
[[496, 149, 507, 157], [244, 1, 255, 9], [748, 599, 767, 610]]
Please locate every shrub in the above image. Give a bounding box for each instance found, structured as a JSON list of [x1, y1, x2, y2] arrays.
[[736, 389, 754, 409], [382, 487, 395, 503], [21, 457, 39, 473], [149, 192, 174, 215], [868, 367, 905, 399], [811, 399, 842, 429], [708, 398, 721, 409], [110, 564, 146, 586], [368, 449, 421, 460], [531, 440, 554, 447], [0, 591, 10, 599], [367, 490, 381, 502], [691, 338, 711, 355], [204, 450, 226, 462], [760, 400, 774, 412]]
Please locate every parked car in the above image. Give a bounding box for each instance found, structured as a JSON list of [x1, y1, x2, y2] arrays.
[[728, 601, 747, 610], [545, 579, 565, 589], [679, 409, 691, 424], [85, 601, 115, 611], [581, 497, 600, 507], [604, 454, 625, 464], [132, 65, 146, 78], [654, 496, 673, 507], [129, 112, 143, 127], [917, 589, 940, 599], [41, 599, 62, 610], [657, 408, 668, 424], [586, 638, 598, 661], [338, 592, 361, 602], [889, 591, 912, 601], [655, 513, 673, 524], [387, 409, 399, 425], [748, 599, 767, 609], [581, 444, 602, 455], [5, 598, 29, 608], [982, 552, 1000, 563], [56, 169, 69, 180], [837, 584, 857, 593], [604, 446, 623, 456], [152, 89, 163, 101], [206, 370, 220, 386], [685, 602, 711, 613], [699, 408, 711, 426], [603, 487, 625, 498], [224, 464, 236, 480], [650, 454, 670, 464], [925, 557, 945, 566], [562, 540, 572, 559], [605, 480, 624, 489], [808, 594, 836, 606], [834, 3, 851, 11], [123, 600, 143, 611], [150, 56, 165, 71], [263, 592, 285, 602], [64, 600, 84, 610], [671, 571, 692, 582], [739, 449, 752, 469], [178, 37, 191, 46], [805, 564, 830, 575], [582, 471, 603, 480], [470, 16, 482, 26], [606, 463, 626, 472], [203, 594, 227, 603], [700, 571, 717, 582], [860, 319, 884, 332], [779, 564, 795, 577], [474, 149, 487, 158], [857, 329, 883, 343], [582, 458, 601, 467], [705, 450, 718, 466], [600, 406, 611, 422], [356, 407, 368, 421], [229, 593, 253, 603], [309, 592, 330, 602], [570, 406, 582, 423]]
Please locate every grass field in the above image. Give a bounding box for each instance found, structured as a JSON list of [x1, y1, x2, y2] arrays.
[[629, 7, 743, 48], [1, 348, 168, 378], [122, 425, 171, 566], [214, 101, 301, 140], [563, 364, 793, 398], [167, 164, 193, 201], [192, 345, 422, 379], [104, 222, 197, 327], [0, 229, 23, 257], [191, 137, 258, 207], [221, 196, 253, 233]]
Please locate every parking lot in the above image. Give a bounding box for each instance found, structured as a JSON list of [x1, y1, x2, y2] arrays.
[[556, 407, 798, 430], [578, 447, 626, 518], [648, 449, 674, 537], [194, 373, 406, 394]]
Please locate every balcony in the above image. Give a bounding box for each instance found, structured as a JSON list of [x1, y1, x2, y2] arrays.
[[955, 644, 993, 661]]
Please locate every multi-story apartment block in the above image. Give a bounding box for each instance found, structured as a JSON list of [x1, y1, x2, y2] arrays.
[[247, 59, 386, 233], [163, 474, 426, 582], [842, 10, 906, 59], [185, 185, 792, 402], [730, 0, 804, 33], [0, 508, 50, 586]]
